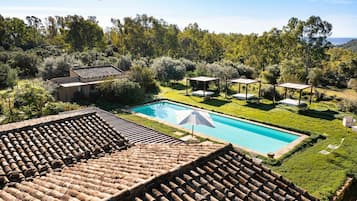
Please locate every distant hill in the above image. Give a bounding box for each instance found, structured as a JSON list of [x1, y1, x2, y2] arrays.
[[327, 37, 356, 45], [339, 39, 357, 52]]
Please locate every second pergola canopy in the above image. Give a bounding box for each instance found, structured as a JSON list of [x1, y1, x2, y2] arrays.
[[228, 78, 261, 100]]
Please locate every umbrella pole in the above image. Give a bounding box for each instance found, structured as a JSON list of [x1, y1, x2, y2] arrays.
[[191, 125, 194, 137]]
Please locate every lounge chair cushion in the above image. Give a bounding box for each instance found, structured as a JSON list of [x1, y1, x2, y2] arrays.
[[232, 93, 256, 100], [192, 90, 214, 97], [279, 98, 306, 106]]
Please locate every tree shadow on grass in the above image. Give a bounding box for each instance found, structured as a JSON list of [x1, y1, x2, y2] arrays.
[[244, 102, 276, 111], [166, 82, 186, 90], [201, 98, 231, 107], [298, 109, 339, 121]]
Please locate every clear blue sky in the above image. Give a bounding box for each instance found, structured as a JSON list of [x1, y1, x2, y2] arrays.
[[1, 0, 356, 37]]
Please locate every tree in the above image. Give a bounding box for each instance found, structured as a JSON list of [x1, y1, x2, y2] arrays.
[[279, 58, 306, 83], [25, 16, 45, 49], [151, 57, 185, 82], [65, 15, 104, 51], [199, 33, 224, 63], [178, 23, 206, 60], [98, 78, 144, 104], [13, 80, 54, 118], [291, 16, 332, 83], [129, 65, 158, 93], [323, 47, 357, 87]]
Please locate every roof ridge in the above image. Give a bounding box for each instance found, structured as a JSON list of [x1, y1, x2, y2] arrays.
[[72, 64, 115, 70], [106, 143, 232, 201], [72, 65, 123, 72], [0, 110, 95, 134]]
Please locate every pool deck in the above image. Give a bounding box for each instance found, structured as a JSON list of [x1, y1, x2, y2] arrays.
[[131, 100, 309, 158]]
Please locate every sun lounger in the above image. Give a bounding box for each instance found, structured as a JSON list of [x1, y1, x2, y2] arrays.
[[232, 93, 256, 100], [320, 138, 345, 155], [279, 98, 306, 107], [192, 90, 214, 97], [327, 138, 345, 150]]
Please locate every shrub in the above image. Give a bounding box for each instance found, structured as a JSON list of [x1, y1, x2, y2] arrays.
[[0, 63, 18, 89], [337, 99, 357, 114], [42, 102, 65, 116], [132, 57, 150, 68], [236, 64, 256, 79], [180, 58, 196, 71], [260, 65, 280, 84], [261, 85, 282, 101], [194, 62, 208, 76], [40, 56, 72, 80], [129, 65, 159, 93], [10, 52, 39, 77], [98, 78, 145, 105], [315, 90, 335, 102], [308, 68, 323, 87], [206, 63, 239, 80], [13, 80, 54, 118], [116, 55, 132, 71]]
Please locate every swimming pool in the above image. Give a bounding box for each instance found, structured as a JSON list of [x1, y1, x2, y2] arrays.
[[132, 101, 300, 155]]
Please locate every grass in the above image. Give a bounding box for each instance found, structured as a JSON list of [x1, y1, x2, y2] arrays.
[[116, 111, 211, 142], [154, 85, 357, 200]]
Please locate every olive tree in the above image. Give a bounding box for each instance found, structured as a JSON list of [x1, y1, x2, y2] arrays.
[[0, 63, 18, 89], [151, 57, 185, 82]]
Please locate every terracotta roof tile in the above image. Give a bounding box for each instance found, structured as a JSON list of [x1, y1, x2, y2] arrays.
[[0, 144, 317, 201], [63, 107, 183, 145], [72, 65, 123, 79], [0, 110, 129, 188]]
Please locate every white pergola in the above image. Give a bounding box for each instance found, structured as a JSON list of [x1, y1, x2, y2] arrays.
[[186, 76, 220, 97], [229, 78, 261, 100], [278, 82, 313, 106]]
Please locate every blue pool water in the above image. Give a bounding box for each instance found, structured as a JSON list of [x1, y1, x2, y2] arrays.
[[132, 101, 299, 154]]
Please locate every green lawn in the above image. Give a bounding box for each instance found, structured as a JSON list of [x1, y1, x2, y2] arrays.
[[145, 85, 356, 200]]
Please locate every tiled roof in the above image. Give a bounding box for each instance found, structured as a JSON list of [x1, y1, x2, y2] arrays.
[[89, 108, 183, 144], [72, 65, 123, 79], [131, 144, 317, 201], [50, 77, 80, 84], [61, 108, 183, 144], [0, 144, 317, 201], [0, 110, 129, 188]]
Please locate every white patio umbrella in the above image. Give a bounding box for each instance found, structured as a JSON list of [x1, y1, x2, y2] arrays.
[[176, 110, 215, 137]]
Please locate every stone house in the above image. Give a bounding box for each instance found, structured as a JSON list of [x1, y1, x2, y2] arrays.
[[51, 65, 124, 102]]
